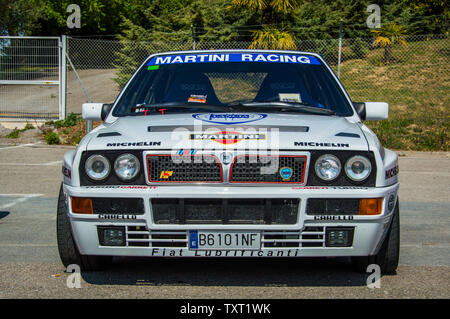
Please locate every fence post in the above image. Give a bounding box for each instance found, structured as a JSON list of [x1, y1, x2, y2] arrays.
[[60, 35, 67, 120], [337, 20, 343, 79], [191, 25, 196, 50]]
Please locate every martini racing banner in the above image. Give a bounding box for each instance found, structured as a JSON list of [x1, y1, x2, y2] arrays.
[[148, 53, 321, 66]]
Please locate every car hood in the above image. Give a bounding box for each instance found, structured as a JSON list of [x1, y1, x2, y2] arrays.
[[86, 113, 368, 151]]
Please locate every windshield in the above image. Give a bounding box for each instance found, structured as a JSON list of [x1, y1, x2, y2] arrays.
[[113, 52, 354, 117]]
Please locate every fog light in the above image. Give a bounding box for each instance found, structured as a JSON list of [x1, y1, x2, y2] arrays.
[[98, 226, 125, 246], [325, 227, 354, 247]]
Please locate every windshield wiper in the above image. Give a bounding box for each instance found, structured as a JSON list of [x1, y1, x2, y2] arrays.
[[133, 102, 233, 113], [228, 101, 336, 115]]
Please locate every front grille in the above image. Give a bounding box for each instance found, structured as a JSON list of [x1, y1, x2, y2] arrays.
[[127, 226, 188, 248], [230, 155, 306, 184], [146, 154, 223, 183], [263, 227, 325, 248], [151, 198, 300, 225], [125, 227, 324, 248]]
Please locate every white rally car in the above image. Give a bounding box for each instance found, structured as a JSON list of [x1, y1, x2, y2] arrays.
[[57, 50, 400, 273]]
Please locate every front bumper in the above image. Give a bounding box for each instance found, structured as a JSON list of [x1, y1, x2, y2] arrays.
[[63, 183, 399, 257]]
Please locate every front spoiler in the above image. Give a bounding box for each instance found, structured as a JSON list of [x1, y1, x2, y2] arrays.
[[63, 183, 399, 257]]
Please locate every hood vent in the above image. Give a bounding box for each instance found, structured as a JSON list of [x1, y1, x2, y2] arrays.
[[148, 125, 309, 132], [335, 132, 360, 138]]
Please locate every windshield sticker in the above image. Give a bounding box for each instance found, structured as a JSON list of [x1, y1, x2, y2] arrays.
[[279, 93, 301, 103], [148, 53, 321, 66], [192, 113, 267, 125], [188, 94, 207, 103], [189, 131, 266, 144], [147, 65, 159, 71]]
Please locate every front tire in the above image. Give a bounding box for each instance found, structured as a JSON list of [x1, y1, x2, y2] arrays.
[[56, 183, 112, 271], [352, 199, 400, 274]]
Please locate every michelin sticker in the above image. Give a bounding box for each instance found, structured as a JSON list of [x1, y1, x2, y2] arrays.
[[148, 53, 321, 66], [193, 113, 267, 125]]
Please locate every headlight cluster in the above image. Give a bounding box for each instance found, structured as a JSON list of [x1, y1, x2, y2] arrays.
[[314, 154, 372, 183], [85, 153, 140, 181]]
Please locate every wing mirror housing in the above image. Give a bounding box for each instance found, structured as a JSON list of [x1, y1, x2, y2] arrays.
[[82, 103, 113, 121], [353, 102, 389, 121]]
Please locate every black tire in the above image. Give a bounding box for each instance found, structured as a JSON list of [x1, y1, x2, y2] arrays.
[[352, 198, 400, 274], [56, 183, 112, 271]]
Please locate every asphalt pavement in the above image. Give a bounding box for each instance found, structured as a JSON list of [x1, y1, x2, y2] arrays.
[[0, 143, 449, 299]]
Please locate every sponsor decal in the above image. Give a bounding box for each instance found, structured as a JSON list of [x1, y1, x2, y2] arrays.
[[106, 141, 161, 147], [189, 131, 266, 145], [84, 186, 157, 190], [120, 186, 157, 190], [98, 214, 138, 220], [313, 215, 354, 221], [294, 141, 350, 147], [177, 149, 197, 156], [160, 171, 173, 179], [148, 248, 302, 257], [385, 165, 399, 179], [147, 53, 321, 66], [292, 186, 370, 190], [192, 113, 267, 125], [279, 167, 293, 181]]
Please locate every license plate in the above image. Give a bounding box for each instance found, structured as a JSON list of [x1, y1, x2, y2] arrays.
[[189, 230, 261, 250]]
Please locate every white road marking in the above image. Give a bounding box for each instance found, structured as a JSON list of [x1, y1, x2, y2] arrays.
[[0, 142, 40, 150], [0, 244, 57, 247], [0, 161, 62, 166], [0, 194, 43, 210], [401, 244, 450, 248]]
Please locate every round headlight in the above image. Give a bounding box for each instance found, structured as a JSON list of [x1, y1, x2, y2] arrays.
[[114, 153, 140, 181], [85, 154, 110, 180], [345, 155, 372, 181], [315, 154, 341, 181]]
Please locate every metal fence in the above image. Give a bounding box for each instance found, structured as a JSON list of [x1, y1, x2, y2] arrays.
[[66, 34, 449, 121], [0, 36, 65, 120]]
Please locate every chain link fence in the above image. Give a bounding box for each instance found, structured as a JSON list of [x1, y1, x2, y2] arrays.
[[66, 34, 449, 110]]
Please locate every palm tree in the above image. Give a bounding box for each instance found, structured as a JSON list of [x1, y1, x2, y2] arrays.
[[371, 22, 407, 63], [249, 25, 297, 50], [230, 0, 301, 50]]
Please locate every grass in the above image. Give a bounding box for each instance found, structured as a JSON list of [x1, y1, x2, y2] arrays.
[[337, 37, 449, 151]]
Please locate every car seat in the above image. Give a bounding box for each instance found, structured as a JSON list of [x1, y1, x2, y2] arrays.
[[163, 72, 223, 106], [254, 72, 324, 108]]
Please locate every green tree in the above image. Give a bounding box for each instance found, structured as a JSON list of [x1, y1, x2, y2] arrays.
[[0, 0, 44, 35]]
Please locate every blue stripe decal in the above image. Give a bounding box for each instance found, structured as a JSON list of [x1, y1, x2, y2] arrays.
[[147, 53, 321, 66]]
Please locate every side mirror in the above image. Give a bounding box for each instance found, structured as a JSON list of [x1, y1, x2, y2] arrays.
[[82, 103, 113, 121], [353, 102, 388, 121]]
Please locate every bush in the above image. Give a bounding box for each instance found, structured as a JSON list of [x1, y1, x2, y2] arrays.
[[53, 113, 82, 129], [45, 131, 60, 145]]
